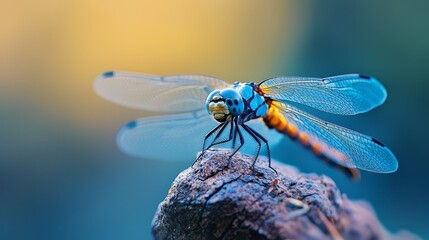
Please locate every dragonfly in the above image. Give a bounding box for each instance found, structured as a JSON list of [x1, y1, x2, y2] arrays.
[[94, 71, 398, 178]]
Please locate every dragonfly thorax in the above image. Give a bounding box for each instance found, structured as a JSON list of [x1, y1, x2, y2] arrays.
[[206, 83, 268, 123]]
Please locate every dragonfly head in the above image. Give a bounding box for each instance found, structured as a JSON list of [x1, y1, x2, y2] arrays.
[[206, 88, 244, 122]]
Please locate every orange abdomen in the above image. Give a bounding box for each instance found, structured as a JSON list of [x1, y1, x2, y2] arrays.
[[263, 105, 359, 179], [263, 106, 311, 147]]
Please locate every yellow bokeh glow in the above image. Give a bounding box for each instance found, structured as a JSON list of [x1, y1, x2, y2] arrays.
[[1, 0, 300, 130]]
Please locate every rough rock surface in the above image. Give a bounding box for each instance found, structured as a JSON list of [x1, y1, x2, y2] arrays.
[[152, 149, 419, 240]]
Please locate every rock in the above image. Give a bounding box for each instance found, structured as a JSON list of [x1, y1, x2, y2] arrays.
[[152, 149, 420, 240]]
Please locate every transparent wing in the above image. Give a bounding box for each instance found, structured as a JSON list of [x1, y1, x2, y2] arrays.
[[94, 71, 230, 113], [117, 109, 283, 161], [259, 74, 387, 115], [273, 101, 398, 173]]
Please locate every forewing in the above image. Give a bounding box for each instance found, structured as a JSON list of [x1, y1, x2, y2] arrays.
[[273, 101, 398, 173], [94, 71, 230, 113], [117, 110, 283, 161], [259, 74, 387, 115]]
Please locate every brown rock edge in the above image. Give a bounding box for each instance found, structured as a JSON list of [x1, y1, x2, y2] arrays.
[[152, 149, 419, 240]]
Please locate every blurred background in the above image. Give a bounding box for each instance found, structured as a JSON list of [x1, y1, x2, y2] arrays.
[[1, 0, 428, 239]]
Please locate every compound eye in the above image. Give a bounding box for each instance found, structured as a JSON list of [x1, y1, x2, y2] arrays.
[[219, 88, 244, 117]]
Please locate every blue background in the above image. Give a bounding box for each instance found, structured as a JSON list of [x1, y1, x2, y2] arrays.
[[1, 1, 428, 239]]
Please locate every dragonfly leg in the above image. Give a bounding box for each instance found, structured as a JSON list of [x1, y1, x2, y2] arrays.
[[227, 119, 245, 166], [241, 124, 262, 174], [193, 121, 228, 167], [201, 121, 227, 152], [208, 120, 234, 149], [193, 120, 234, 167], [246, 125, 277, 175], [232, 123, 237, 149]]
